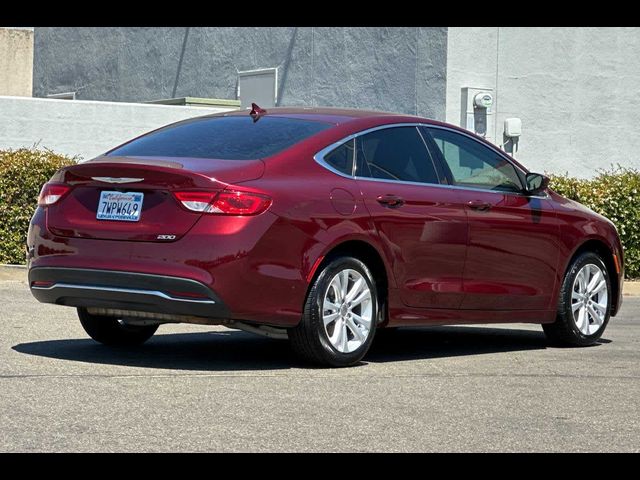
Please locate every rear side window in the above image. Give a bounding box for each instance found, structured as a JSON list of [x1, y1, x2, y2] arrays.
[[323, 139, 355, 176], [108, 116, 332, 160], [355, 127, 439, 185]]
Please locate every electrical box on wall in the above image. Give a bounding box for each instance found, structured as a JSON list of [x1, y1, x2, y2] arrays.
[[504, 118, 522, 137], [460, 87, 495, 143], [238, 68, 278, 109]]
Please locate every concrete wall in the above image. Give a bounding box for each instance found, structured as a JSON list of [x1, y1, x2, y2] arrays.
[[0, 28, 33, 97], [33, 27, 448, 120], [34, 27, 640, 178], [446, 27, 640, 178], [0, 96, 234, 160]]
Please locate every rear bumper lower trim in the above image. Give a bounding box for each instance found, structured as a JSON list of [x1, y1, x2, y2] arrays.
[[29, 267, 230, 319], [32, 283, 217, 304]]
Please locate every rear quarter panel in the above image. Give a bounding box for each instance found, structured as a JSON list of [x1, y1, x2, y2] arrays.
[[235, 143, 395, 324]]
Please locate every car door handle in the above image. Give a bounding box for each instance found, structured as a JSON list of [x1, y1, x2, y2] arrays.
[[467, 200, 492, 212], [377, 194, 405, 208]]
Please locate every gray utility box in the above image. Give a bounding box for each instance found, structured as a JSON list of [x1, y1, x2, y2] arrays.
[[238, 68, 278, 109]]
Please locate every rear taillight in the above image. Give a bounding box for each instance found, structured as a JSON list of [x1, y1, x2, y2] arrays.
[[37, 183, 71, 206], [173, 192, 218, 212], [212, 191, 272, 215], [173, 190, 271, 215]]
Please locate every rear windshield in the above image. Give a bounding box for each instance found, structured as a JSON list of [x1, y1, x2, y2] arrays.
[[107, 116, 332, 160]]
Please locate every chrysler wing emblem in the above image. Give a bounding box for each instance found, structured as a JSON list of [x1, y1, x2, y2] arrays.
[[91, 177, 144, 184]]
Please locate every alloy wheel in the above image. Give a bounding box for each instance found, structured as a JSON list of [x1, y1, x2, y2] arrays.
[[571, 263, 609, 335], [322, 269, 373, 353]]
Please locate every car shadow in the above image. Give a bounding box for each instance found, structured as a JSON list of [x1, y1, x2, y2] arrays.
[[368, 326, 609, 362], [9, 324, 600, 371], [366, 325, 550, 363], [13, 330, 295, 372]]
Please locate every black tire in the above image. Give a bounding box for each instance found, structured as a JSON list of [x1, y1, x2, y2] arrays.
[[543, 252, 611, 346], [78, 308, 158, 346], [289, 256, 378, 367]]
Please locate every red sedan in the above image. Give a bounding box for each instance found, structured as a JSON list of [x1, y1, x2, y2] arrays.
[[27, 107, 624, 367]]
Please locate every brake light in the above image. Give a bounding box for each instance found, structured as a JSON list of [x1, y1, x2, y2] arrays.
[[37, 183, 71, 206], [212, 191, 272, 215], [173, 190, 271, 215]]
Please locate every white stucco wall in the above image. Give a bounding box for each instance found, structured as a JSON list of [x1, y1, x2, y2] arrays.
[[0, 28, 33, 97], [0, 96, 236, 160], [446, 27, 640, 178]]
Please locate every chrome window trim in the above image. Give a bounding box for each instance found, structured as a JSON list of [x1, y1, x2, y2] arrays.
[[31, 283, 217, 304], [351, 175, 550, 199], [313, 122, 549, 200]]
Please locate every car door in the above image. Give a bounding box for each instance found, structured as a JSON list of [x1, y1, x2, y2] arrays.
[[423, 126, 560, 311], [353, 125, 469, 309]]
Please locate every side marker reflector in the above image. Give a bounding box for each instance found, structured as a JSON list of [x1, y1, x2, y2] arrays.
[[613, 253, 621, 275]]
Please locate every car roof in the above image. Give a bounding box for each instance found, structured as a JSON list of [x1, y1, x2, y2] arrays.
[[194, 106, 533, 170], [217, 106, 530, 174], [218, 106, 433, 126]]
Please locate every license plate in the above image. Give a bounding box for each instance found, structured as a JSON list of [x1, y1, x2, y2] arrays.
[[96, 191, 144, 222]]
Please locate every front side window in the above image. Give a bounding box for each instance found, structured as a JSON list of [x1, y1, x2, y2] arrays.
[[355, 127, 439, 185], [108, 116, 332, 160], [426, 127, 523, 193]]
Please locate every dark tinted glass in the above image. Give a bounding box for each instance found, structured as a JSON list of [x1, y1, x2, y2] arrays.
[[355, 127, 439, 184], [427, 127, 523, 192], [108, 116, 331, 160], [324, 139, 355, 175]]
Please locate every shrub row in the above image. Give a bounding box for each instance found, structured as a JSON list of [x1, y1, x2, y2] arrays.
[[0, 148, 77, 264], [549, 165, 640, 279]]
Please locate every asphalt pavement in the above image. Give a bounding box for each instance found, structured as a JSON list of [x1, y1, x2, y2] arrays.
[[1, 278, 638, 452]]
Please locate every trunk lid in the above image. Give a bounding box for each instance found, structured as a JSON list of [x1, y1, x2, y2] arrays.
[[47, 156, 265, 242]]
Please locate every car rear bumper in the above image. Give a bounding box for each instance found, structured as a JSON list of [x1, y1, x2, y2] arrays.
[[29, 267, 230, 319], [27, 206, 315, 326]]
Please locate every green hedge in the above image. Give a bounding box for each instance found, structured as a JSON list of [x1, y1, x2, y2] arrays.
[[0, 148, 77, 264], [549, 165, 640, 279]]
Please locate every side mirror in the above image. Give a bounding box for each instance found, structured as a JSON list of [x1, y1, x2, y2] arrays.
[[525, 172, 549, 195]]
